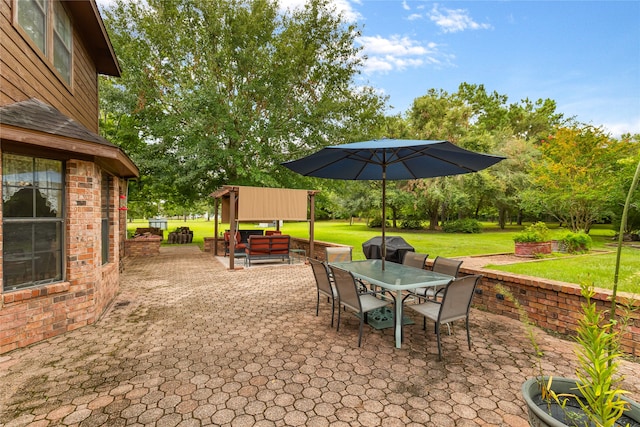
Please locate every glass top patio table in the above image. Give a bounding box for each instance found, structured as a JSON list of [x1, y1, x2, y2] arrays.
[[330, 259, 453, 348]]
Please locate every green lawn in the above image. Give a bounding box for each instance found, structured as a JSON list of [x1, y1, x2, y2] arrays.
[[127, 219, 638, 293]]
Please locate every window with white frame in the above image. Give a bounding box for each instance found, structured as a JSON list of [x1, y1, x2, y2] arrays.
[[16, 0, 72, 84], [2, 153, 64, 291]]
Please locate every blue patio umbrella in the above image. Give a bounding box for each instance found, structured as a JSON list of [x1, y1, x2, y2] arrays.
[[282, 139, 505, 269]]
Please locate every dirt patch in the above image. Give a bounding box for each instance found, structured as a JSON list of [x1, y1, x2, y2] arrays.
[[456, 254, 534, 269]]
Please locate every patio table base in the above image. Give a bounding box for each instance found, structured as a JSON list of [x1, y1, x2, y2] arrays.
[[362, 306, 414, 330]]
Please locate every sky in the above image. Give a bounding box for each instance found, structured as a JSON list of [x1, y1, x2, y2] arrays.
[[97, 0, 640, 138]]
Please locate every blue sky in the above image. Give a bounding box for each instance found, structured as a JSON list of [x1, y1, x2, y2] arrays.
[[283, 0, 640, 137], [98, 0, 640, 137]]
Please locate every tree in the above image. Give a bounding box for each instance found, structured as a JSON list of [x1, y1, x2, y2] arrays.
[[100, 0, 386, 210], [490, 135, 541, 227], [523, 125, 632, 232], [609, 133, 640, 234]]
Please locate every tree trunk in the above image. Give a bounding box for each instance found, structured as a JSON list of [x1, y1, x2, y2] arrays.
[[498, 207, 506, 229]]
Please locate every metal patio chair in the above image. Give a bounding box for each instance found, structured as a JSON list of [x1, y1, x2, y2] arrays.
[[407, 275, 482, 360], [329, 265, 392, 347], [402, 252, 428, 269], [309, 258, 337, 327]]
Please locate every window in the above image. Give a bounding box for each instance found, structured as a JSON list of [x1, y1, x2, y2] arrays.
[[101, 172, 111, 265], [2, 153, 64, 291], [16, 0, 72, 84]]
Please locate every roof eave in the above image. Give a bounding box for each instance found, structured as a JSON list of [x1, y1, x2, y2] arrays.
[[64, 0, 121, 77]]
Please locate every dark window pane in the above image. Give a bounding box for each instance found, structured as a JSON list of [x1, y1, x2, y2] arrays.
[[102, 173, 111, 264], [3, 188, 34, 217], [3, 259, 33, 289], [34, 251, 61, 283], [3, 154, 64, 291], [35, 222, 60, 251], [3, 223, 33, 256]]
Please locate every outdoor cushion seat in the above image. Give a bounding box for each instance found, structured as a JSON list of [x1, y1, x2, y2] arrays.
[[244, 235, 290, 266], [224, 231, 246, 256]]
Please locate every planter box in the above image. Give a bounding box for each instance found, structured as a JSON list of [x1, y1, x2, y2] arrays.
[[515, 241, 552, 257]]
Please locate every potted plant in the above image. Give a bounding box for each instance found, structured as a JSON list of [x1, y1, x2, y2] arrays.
[[518, 159, 640, 426], [514, 221, 552, 257], [520, 283, 640, 427]]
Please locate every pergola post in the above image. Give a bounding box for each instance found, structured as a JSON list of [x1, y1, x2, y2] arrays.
[[229, 188, 237, 270], [309, 191, 315, 259], [214, 198, 219, 256]]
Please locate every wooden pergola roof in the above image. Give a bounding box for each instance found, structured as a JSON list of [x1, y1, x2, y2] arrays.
[[210, 186, 319, 269]]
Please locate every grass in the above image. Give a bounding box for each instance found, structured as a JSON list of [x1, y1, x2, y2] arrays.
[[127, 219, 639, 293], [486, 249, 640, 295]]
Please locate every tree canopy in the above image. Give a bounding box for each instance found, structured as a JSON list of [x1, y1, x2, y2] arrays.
[[99, 1, 639, 231], [100, 0, 386, 211]]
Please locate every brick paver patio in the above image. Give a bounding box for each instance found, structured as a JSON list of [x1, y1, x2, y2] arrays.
[[1, 245, 638, 426]]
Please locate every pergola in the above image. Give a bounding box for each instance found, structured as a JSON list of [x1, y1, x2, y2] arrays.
[[210, 185, 319, 269]]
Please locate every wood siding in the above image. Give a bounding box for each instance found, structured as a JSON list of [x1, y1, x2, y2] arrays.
[[0, 0, 99, 132]]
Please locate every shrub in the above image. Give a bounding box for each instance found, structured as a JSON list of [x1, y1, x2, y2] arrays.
[[561, 231, 593, 253], [442, 219, 483, 234], [513, 222, 550, 243], [400, 218, 424, 230], [367, 217, 390, 228]]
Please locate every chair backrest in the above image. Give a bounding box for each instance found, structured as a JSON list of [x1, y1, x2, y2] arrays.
[[402, 252, 428, 269], [438, 275, 482, 324], [325, 247, 352, 263], [223, 231, 230, 242], [265, 230, 282, 236], [309, 258, 333, 296], [432, 256, 463, 277], [329, 265, 361, 312]]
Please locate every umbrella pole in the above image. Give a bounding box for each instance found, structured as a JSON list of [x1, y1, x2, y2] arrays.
[[381, 168, 386, 270]]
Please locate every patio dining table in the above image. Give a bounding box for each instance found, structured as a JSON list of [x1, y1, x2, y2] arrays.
[[330, 259, 453, 348]]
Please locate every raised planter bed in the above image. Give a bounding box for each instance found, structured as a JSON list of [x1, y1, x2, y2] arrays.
[[514, 241, 552, 257], [125, 235, 162, 257]]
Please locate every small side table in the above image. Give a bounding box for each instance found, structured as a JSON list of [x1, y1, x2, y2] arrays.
[[289, 249, 306, 264]]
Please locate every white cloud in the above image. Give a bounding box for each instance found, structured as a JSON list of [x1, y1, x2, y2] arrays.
[[428, 4, 492, 33], [402, 0, 410, 11], [407, 13, 423, 21], [602, 118, 640, 138], [357, 34, 450, 74], [278, 0, 361, 22]]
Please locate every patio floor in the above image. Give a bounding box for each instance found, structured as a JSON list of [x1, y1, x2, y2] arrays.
[[1, 245, 638, 427]]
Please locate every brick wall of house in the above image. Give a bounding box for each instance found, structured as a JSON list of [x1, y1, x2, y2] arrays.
[[0, 159, 124, 354]]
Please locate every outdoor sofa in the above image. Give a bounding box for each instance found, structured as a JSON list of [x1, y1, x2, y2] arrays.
[[244, 235, 291, 266]]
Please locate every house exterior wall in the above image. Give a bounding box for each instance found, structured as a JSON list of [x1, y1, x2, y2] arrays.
[[0, 0, 134, 354], [0, 0, 100, 132], [0, 157, 125, 353]]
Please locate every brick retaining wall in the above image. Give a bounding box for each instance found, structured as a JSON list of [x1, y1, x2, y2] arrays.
[[464, 265, 640, 357]]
